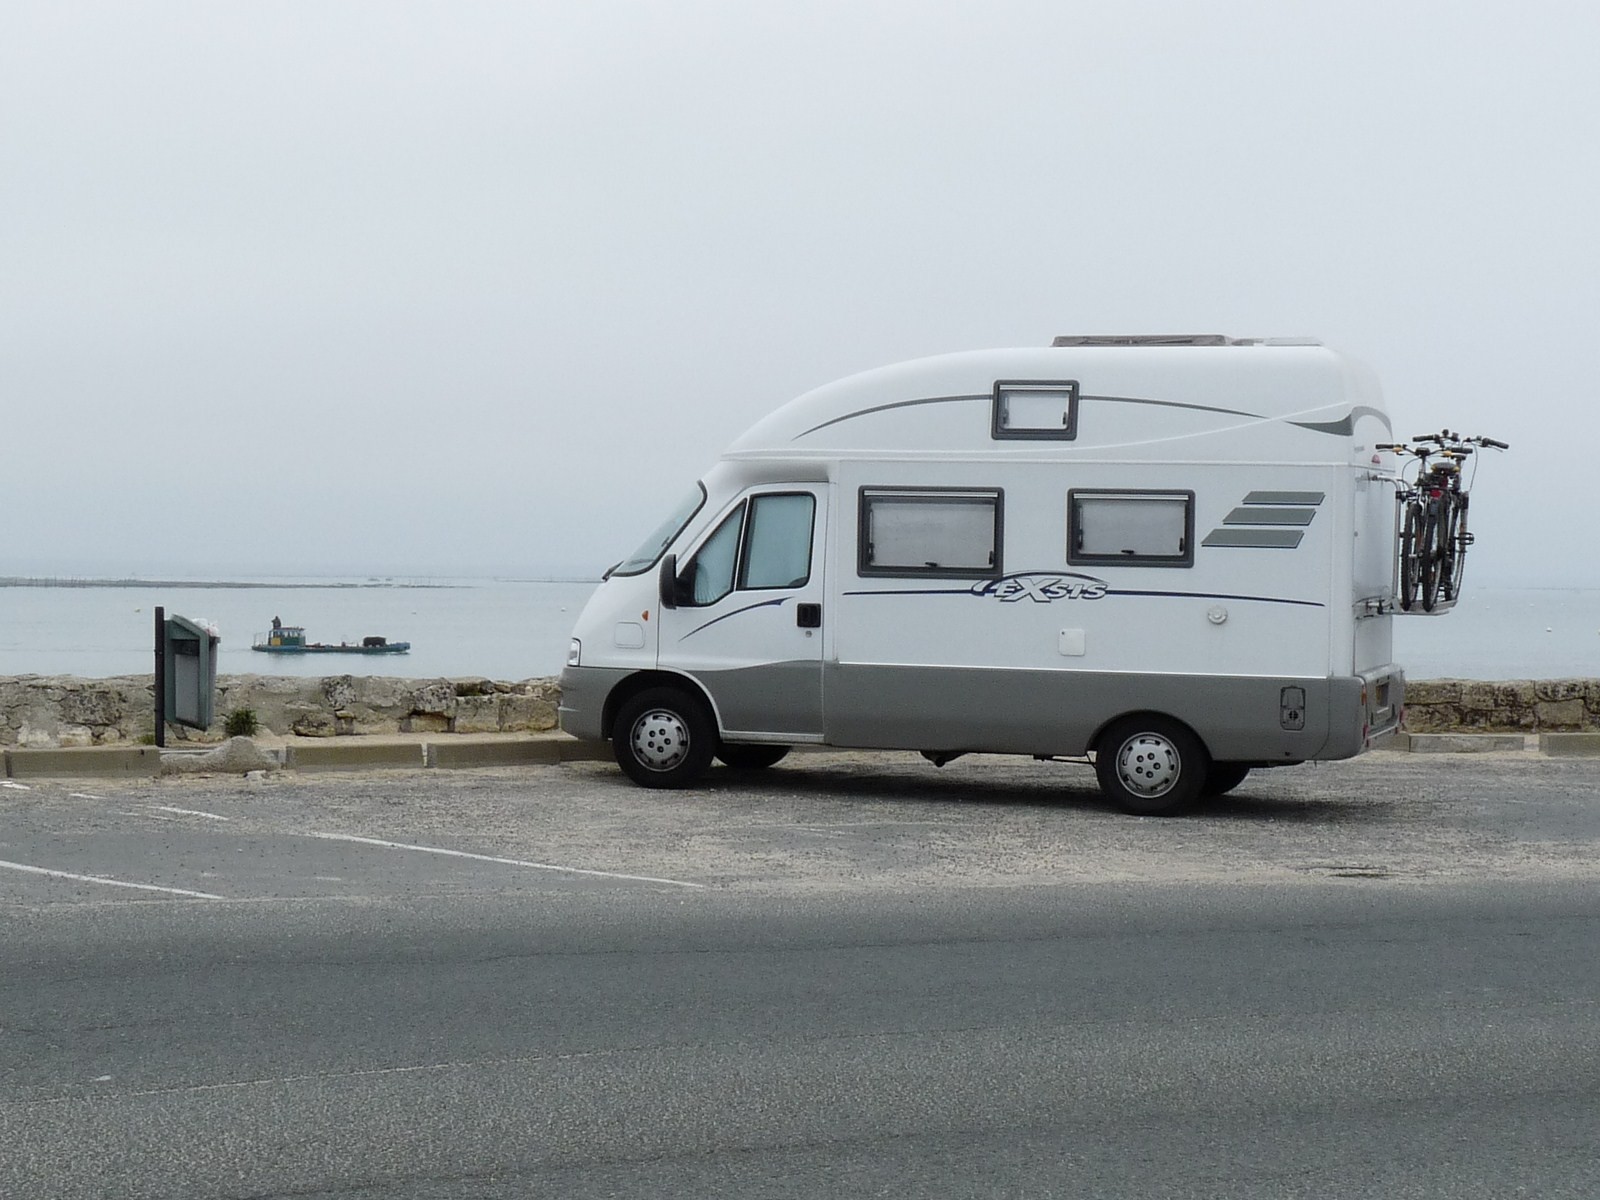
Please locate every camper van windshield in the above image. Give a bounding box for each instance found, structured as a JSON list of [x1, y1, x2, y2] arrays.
[[612, 484, 707, 576]]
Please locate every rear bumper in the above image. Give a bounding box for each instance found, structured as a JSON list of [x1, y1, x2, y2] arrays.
[[1324, 666, 1405, 759]]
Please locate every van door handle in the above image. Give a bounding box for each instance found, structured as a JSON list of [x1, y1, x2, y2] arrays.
[[796, 603, 822, 629]]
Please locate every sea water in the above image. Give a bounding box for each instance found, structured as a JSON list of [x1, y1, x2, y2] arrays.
[[0, 577, 1595, 682], [0, 576, 598, 681]]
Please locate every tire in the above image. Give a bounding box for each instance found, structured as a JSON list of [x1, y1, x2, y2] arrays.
[[1202, 762, 1252, 796], [715, 744, 790, 770], [1437, 500, 1460, 603], [1419, 506, 1443, 612], [1399, 501, 1422, 611], [1093, 715, 1209, 817], [1445, 497, 1470, 601], [613, 686, 716, 788]]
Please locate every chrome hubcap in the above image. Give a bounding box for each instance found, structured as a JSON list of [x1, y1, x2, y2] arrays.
[[630, 708, 690, 771], [1115, 733, 1180, 798]]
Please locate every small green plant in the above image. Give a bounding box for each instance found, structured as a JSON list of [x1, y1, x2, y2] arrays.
[[136, 733, 157, 746], [223, 708, 261, 738]]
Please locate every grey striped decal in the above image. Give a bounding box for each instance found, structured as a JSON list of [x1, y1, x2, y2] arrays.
[[1202, 529, 1305, 549], [1205, 488, 1322, 549], [1222, 506, 1317, 526], [1243, 490, 1324, 506]]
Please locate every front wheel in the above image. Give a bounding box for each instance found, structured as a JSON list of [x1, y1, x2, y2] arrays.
[[1093, 716, 1209, 816], [613, 687, 716, 788]]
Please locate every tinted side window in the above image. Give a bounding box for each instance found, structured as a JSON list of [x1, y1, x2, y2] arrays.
[[740, 494, 815, 590], [859, 489, 1003, 578], [686, 503, 746, 605], [1068, 490, 1193, 567]]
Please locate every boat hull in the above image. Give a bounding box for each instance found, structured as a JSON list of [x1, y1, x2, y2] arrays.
[[251, 644, 411, 654]]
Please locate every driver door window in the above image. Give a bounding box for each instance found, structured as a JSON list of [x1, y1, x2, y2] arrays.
[[683, 493, 816, 606], [688, 503, 745, 606]]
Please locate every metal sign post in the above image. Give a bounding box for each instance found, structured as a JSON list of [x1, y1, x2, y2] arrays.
[[154, 604, 166, 749]]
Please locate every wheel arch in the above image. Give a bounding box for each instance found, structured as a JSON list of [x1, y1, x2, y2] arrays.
[[601, 670, 721, 741], [1087, 709, 1212, 760]]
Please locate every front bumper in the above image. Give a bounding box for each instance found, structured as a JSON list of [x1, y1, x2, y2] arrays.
[[557, 665, 634, 743]]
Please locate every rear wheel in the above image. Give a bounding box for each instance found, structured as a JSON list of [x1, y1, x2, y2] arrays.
[[1419, 506, 1443, 612], [1202, 762, 1252, 796], [613, 687, 716, 788], [1093, 716, 1209, 817], [1399, 501, 1423, 611], [715, 744, 790, 770], [1445, 496, 1470, 601]]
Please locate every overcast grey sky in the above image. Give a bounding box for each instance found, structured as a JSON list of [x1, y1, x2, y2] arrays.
[[3, 1, 1594, 583]]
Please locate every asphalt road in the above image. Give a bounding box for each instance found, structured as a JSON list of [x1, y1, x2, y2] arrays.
[[3, 752, 1599, 1198]]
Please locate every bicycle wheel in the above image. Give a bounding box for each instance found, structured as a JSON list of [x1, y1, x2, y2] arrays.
[[1399, 500, 1423, 611], [1447, 495, 1470, 600], [1420, 504, 1443, 611], [1437, 499, 1459, 603]]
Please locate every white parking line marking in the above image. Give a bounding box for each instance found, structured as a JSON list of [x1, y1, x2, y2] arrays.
[[303, 832, 705, 889], [0, 858, 223, 899], [69, 793, 106, 800], [1, 781, 31, 790], [115, 811, 178, 821], [155, 806, 231, 821]]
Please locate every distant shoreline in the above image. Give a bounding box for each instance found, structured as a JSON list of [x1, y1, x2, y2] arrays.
[[0, 575, 596, 590], [0, 577, 462, 590]]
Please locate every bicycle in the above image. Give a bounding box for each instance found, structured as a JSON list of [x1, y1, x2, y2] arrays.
[[1379, 431, 1508, 612]]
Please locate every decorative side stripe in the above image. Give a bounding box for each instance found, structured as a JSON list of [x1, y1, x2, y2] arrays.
[[841, 584, 1322, 608], [1080, 394, 1266, 420], [1202, 529, 1305, 549], [1242, 490, 1324, 506], [1108, 588, 1324, 608], [1286, 405, 1393, 437], [681, 597, 790, 639], [843, 587, 988, 596], [795, 394, 986, 440], [1222, 506, 1317, 526]]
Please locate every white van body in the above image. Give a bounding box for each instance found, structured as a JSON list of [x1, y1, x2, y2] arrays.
[[560, 337, 1405, 813]]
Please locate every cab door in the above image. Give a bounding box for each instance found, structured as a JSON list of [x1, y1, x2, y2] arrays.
[[657, 486, 827, 739]]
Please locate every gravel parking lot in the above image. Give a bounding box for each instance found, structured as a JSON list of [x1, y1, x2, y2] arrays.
[[5, 748, 1597, 905]]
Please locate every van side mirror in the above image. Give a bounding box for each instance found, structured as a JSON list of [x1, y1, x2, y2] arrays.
[[659, 554, 678, 609]]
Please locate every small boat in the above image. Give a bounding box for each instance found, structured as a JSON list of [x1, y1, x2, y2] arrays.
[[252, 624, 410, 655]]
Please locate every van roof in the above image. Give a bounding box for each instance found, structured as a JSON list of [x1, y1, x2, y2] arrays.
[[1049, 334, 1323, 347], [724, 342, 1388, 462]]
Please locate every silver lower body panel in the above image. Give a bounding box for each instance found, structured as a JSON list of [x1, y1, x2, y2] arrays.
[[562, 662, 1401, 765], [821, 663, 1369, 763]]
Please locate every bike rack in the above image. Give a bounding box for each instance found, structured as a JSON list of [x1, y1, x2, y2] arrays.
[[1389, 491, 1459, 616]]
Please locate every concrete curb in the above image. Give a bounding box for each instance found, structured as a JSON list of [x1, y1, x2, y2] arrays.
[[3, 735, 613, 779], [558, 739, 614, 764], [283, 743, 429, 772], [1539, 732, 1600, 757], [1399, 733, 1533, 754], [5, 746, 163, 779]]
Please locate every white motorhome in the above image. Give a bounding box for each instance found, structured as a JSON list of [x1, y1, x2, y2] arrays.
[[560, 335, 1405, 814]]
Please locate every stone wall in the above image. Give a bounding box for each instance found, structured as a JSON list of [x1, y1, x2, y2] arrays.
[[0, 675, 560, 747], [1401, 679, 1600, 733], [5, 673, 1597, 748]]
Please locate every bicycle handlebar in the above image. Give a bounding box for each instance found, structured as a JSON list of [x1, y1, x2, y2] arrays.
[[1404, 431, 1509, 451]]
